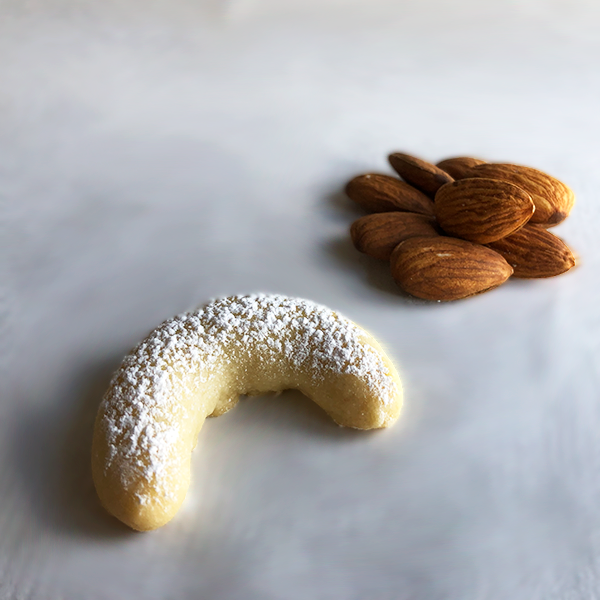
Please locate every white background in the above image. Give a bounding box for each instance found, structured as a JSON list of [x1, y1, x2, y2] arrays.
[[2, 1, 600, 598]]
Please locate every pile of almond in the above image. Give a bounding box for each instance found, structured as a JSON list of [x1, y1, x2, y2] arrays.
[[347, 153, 577, 301]]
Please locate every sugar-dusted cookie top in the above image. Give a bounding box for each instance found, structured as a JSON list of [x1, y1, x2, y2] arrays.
[[93, 295, 403, 530]]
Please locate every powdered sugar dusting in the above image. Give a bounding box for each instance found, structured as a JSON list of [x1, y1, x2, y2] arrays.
[[99, 295, 397, 504]]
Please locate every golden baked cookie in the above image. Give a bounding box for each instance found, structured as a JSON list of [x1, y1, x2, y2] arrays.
[[92, 295, 403, 531]]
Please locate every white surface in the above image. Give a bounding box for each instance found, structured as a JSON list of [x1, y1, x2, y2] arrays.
[[2, 1, 600, 598]]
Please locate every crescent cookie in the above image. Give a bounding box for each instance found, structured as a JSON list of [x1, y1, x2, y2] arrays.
[[92, 295, 403, 531]]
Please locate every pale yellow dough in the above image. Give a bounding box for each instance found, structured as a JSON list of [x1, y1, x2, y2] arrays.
[[92, 295, 403, 531]]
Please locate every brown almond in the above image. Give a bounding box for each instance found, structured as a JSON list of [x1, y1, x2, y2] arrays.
[[469, 163, 575, 226], [345, 173, 435, 216], [436, 156, 486, 180], [390, 236, 513, 301], [435, 178, 535, 244], [486, 225, 576, 278], [388, 152, 454, 198], [350, 213, 440, 261]]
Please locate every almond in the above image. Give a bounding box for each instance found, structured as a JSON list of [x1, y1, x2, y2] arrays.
[[350, 213, 439, 260], [390, 236, 513, 301], [469, 163, 575, 226], [435, 178, 535, 244], [436, 156, 486, 180], [486, 225, 576, 278], [345, 173, 435, 216], [388, 152, 454, 198]]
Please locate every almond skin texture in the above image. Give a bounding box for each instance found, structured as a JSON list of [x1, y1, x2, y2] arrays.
[[435, 178, 535, 244], [486, 225, 576, 278], [345, 173, 435, 216], [390, 236, 513, 301], [350, 212, 440, 261], [436, 156, 486, 180], [388, 152, 454, 198], [469, 163, 575, 227]]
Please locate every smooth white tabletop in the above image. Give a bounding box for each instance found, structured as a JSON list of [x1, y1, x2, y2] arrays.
[[2, 1, 600, 598]]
